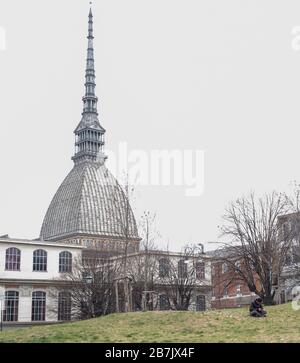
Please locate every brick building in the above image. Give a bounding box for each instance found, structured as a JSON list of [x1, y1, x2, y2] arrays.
[[208, 249, 261, 309]]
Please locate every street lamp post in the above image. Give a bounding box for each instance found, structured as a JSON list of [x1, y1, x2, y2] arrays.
[[84, 274, 94, 317]]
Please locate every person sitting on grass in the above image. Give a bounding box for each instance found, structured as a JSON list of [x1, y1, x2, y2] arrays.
[[249, 297, 267, 317]]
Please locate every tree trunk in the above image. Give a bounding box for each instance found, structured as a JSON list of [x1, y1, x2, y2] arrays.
[[263, 293, 276, 306]]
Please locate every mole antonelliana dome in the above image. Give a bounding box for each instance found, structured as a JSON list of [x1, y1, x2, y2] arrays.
[[40, 163, 139, 241], [40, 9, 139, 243]]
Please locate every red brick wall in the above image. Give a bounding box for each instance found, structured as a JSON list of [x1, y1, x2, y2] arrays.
[[211, 260, 260, 309]]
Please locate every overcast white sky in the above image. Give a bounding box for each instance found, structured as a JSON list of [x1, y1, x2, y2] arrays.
[[1, 0, 300, 251]]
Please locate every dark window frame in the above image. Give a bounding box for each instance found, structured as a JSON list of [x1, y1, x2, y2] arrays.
[[222, 263, 228, 274], [58, 292, 72, 321], [223, 285, 228, 296], [159, 258, 170, 278], [33, 249, 47, 272], [59, 251, 72, 273], [31, 291, 46, 321], [196, 261, 205, 280], [5, 248, 21, 271], [159, 294, 170, 311], [3, 291, 19, 322], [178, 259, 188, 279], [196, 295, 206, 311]]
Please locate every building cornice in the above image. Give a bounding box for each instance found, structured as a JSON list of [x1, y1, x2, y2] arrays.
[[0, 238, 84, 249]]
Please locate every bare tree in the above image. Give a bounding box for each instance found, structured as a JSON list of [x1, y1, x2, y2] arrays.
[[51, 253, 120, 320], [220, 191, 294, 305], [109, 175, 139, 312], [126, 211, 160, 310], [162, 244, 206, 310], [126, 251, 159, 311]]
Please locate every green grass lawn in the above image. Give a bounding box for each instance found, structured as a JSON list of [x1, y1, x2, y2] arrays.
[[0, 303, 299, 343]]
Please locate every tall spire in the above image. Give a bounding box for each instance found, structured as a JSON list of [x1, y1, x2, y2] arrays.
[[83, 6, 97, 114], [72, 6, 106, 165]]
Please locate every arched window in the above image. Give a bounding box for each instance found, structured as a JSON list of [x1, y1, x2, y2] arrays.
[[59, 251, 72, 273], [3, 291, 19, 322], [178, 259, 188, 279], [58, 292, 72, 321], [159, 294, 170, 311], [159, 258, 170, 278], [5, 248, 21, 271], [32, 291, 46, 321], [33, 250, 47, 272]]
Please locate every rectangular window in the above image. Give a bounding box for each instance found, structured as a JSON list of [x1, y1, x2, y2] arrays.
[[178, 260, 188, 279], [222, 263, 228, 274], [159, 295, 170, 311], [32, 291, 46, 321], [5, 248, 21, 271], [3, 291, 19, 322], [58, 292, 72, 321], [159, 259, 170, 278], [196, 295, 206, 311], [59, 251, 72, 273], [196, 262, 205, 279], [33, 250, 47, 272]]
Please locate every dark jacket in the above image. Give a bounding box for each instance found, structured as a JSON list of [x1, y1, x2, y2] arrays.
[[249, 300, 263, 312]]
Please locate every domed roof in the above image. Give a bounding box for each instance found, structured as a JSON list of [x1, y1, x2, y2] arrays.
[[40, 162, 139, 241]]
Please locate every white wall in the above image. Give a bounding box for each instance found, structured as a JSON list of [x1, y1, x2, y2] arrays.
[[0, 240, 83, 323], [0, 241, 82, 280], [0, 285, 59, 323]]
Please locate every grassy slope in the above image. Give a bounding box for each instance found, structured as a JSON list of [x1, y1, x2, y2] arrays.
[[0, 303, 299, 343]]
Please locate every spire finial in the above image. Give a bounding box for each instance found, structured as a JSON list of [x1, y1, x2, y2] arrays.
[[72, 5, 106, 165]]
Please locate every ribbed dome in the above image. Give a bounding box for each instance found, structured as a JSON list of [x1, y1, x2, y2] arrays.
[[40, 162, 139, 241]]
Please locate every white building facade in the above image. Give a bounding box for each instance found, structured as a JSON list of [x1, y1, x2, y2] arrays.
[[0, 237, 83, 325], [112, 250, 212, 313]]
